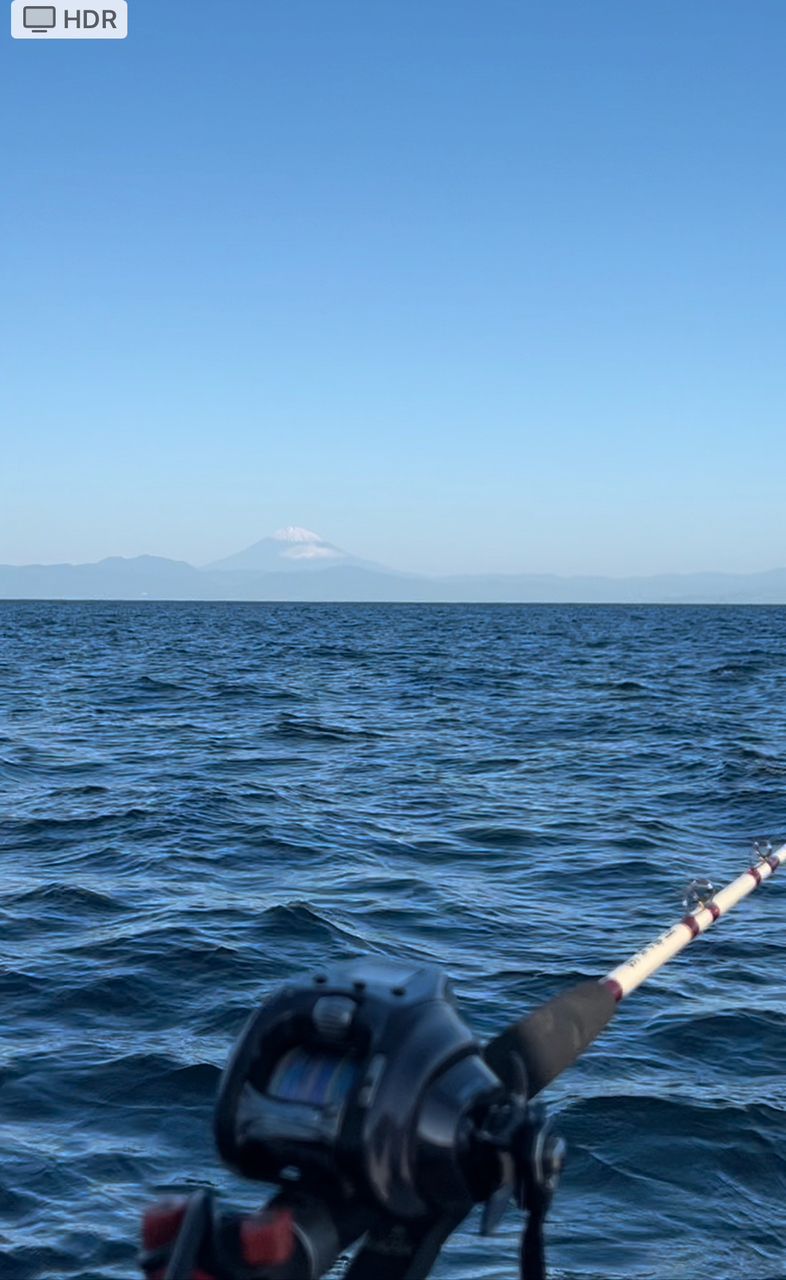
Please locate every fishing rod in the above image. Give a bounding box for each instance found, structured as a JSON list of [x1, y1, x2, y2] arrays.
[[486, 839, 785, 1098], [139, 841, 784, 1280]]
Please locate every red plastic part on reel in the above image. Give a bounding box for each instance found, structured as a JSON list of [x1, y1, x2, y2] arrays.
[[240, 1208, 295, 1268], [142, 1199, 188, 1252], [142, 1199, 217, 1280], [147, 1272, 216, 1280], [147, 1271, 216, 1280]]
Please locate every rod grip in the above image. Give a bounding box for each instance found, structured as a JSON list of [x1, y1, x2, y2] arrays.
[[484, 980, 617, 1097]]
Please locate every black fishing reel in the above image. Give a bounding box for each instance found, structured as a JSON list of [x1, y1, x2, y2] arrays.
[[140, 957, 616, 1280]]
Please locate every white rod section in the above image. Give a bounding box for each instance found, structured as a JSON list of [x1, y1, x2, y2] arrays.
[[603, 842, 786, 1001]]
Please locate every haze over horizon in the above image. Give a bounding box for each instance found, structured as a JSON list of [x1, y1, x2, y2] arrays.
[[3, 524, 786, 583], [3, 2, 786, 576]]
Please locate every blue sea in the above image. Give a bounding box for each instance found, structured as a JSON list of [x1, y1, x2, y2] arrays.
[[2, 601, 786, 1280]]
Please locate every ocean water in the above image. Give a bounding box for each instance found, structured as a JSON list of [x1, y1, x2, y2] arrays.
[[2, 601, 786, 1280]]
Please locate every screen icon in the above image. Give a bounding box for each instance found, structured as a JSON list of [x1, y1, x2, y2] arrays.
[[23, 4, 55, 30]]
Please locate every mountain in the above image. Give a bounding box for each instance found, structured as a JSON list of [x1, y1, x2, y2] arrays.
[[208, 527, 382, 574], [0, 555, 206, 601], [3, 533, 786, 603]]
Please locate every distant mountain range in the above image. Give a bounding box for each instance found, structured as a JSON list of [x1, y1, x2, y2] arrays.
[[2, 527, 786, 603]]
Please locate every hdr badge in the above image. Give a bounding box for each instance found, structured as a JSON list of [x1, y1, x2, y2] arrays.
[[11, 0, 128, 38]]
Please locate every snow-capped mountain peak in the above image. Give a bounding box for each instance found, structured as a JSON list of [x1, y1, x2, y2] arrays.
[[209, 526, 358, 573], [272, 526, 324, 544]]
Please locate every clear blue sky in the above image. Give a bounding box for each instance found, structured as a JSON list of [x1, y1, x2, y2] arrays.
[[2, 1, 785, 576]]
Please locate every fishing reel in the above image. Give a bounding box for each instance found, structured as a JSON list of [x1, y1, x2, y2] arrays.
[[140, 957, 616, 1280]]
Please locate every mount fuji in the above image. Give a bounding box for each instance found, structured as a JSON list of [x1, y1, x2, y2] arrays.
[[208, 527, 382, 574]]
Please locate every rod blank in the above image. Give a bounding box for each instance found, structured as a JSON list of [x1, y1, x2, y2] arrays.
[[603, 842, 786, 1002]]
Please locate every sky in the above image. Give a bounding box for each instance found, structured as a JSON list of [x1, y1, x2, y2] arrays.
[[2, 0, 785, 577]]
